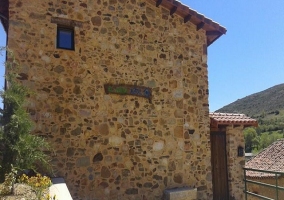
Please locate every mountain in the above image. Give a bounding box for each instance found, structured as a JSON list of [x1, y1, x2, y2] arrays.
[[216, 83, 284, 117], [216, 83, 284, 153]]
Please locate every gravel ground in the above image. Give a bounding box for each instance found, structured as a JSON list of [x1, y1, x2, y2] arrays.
[[0, 183, 49, 200]]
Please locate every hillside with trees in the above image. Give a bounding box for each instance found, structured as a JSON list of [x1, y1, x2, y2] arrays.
[[216, 83, 284, 153]]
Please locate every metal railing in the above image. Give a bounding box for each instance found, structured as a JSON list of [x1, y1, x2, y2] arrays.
[[243, 167, 284, 200]]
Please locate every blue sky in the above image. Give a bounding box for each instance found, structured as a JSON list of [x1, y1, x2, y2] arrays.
[[1, 1, 284, 111], [186, 0, 284, 111]]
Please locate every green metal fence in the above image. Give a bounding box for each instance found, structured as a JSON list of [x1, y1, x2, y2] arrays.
[[243, 167, 284, 200]]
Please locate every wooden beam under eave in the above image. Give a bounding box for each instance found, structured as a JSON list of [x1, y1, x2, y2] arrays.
[[170, 6, 177, 15], [156, 0, 163, 7], [210, 127, 219, 132], [196, 22, 205, 31], [210, 119, 218, 128], [207, 34, 222, 47], [206, 31, 221, 36], [184, 14, 191, 23], [210, 127, 226, 132], [0, 0, 9, 33]]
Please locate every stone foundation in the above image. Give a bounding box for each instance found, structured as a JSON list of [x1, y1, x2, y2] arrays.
[[164, 187, 197, 200]]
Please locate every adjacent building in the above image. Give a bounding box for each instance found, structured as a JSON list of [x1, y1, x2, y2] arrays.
[[245, 139, 284, 199]]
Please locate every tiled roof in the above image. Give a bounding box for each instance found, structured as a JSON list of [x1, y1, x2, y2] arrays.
[[245, 139, 284, 178], [210, 112, 258, 128], [148, 0, 226, 46]]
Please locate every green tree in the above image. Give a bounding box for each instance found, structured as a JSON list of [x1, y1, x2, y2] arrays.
[[259, 132, 270, 150], [0, 50, 51, 182], [244, 127, 258, 152], [252, 136, 260, 151], [258, 132, 283, 150]]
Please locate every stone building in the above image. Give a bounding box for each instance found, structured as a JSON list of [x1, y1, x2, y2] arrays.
[[210, 113, 258, 200], [245, 139, 284, 200], [0, 0, 256, 199]]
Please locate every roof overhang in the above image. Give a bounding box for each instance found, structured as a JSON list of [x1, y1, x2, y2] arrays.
[[1, 0, 226, 45], [0, 0, 9, 33], [148, 0, 227, 46], [210, 113, 258, 128]]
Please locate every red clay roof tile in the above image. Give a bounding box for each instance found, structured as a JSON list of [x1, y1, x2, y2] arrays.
[[245, 139, 284, 178], [210, 112, 258, 128]]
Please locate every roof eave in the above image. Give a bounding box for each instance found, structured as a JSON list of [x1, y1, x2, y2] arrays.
[[213, 122, 258, 128], [148, 0, 227, 46], [0, 0, 9, 33], [211, 119, 258, 128], [210, 113, 258, 128], [1, 0, 226, 45]]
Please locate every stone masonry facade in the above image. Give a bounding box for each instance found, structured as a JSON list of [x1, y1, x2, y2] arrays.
[[226, 126, 246, 200], [6, 0, 214, 199]]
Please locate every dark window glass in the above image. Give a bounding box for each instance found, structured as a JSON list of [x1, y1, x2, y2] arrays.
[[57, 27, 74, 50]]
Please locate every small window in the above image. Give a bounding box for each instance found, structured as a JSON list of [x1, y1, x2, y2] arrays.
[[57, 27, 74, 50]]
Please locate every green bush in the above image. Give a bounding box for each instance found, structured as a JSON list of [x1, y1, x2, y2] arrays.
[[0, 49, 51, 182]]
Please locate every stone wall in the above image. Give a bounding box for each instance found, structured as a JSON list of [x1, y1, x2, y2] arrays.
[[226, 126, 246, 200], [7, 0, 211, 199]]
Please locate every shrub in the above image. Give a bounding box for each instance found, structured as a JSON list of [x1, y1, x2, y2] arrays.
[[18, 173, 52, 200], [0, 49, 51, 181], [0, 167, 17, 195]]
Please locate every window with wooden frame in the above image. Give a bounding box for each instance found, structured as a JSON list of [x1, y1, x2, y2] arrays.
[[56, 26, 74, 50]]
